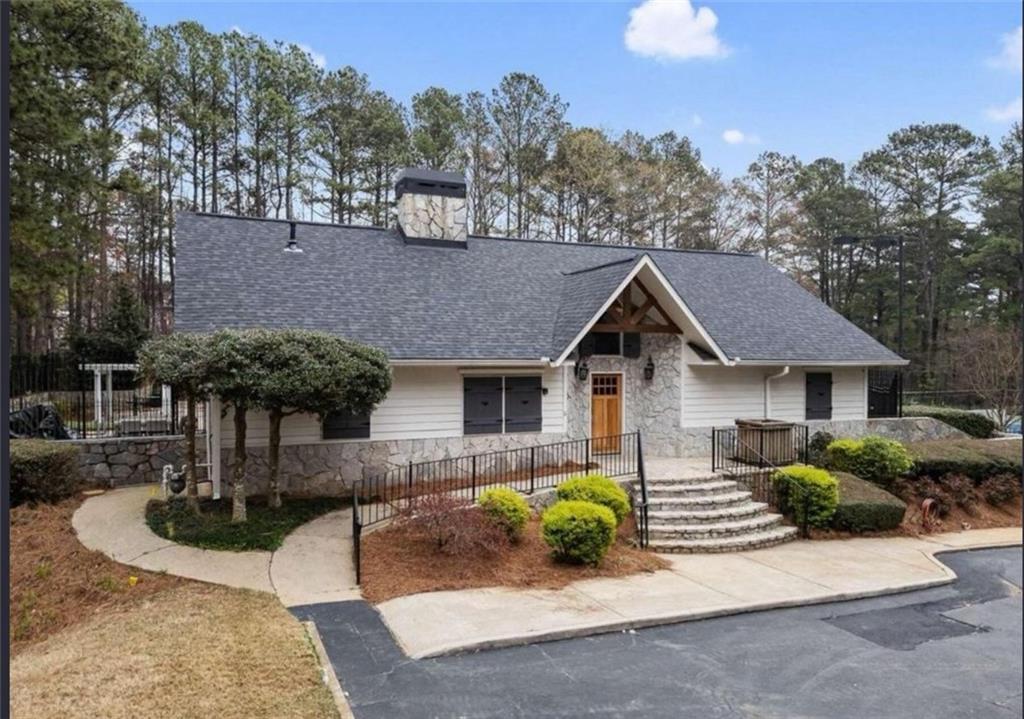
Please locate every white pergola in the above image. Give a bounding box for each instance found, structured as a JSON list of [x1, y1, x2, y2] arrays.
[[81, 362, 221, 499]]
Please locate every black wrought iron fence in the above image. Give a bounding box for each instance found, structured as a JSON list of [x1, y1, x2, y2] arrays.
[[710, 423, 814, 537], [711, 423, 809, 473], [351, 432, 648, 583]]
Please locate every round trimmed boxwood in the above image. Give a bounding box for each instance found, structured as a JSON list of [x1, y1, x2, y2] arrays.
[[825, 436, 912, 487], [541, 500, 617, 565], [477, 487, 530, 540], [10, 439, 81, 506], [554, 474, 631, 525], [830, 472, 906, 533], [771, 465, 839, 529]]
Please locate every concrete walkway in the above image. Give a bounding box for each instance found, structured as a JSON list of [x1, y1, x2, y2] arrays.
[[72, 485, 360, 606], [377, 527, 1022, 658]]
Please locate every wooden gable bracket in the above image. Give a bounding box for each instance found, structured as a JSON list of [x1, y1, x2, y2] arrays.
[[592, 280, 682, 334]]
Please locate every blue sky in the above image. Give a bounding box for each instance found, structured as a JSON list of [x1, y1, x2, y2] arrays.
[[131, 1, 1022, 177]]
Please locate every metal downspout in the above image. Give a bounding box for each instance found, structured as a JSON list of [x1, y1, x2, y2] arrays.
[[764, 366, 790, 418]]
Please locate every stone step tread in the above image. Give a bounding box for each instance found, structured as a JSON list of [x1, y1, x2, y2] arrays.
[[644, 502, 770, 522], [647, 514, 783, 536], [649, 526, 799, 551], [646, 491, 753, 507], [645, 480, 737, 495], [642, 475, 722, 485]]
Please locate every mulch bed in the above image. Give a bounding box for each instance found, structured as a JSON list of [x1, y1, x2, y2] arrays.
[[360, 515, 669, 604], [9, 494, 188, 655]]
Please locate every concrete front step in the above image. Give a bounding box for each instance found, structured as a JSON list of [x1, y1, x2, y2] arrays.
[[644, 502, 770, 524], [644, 480, 738, 498], [646, 491, 752, 512], [641, 474, 722, 486], [648, 513, 783, 540], [648, 526, 799, 554]]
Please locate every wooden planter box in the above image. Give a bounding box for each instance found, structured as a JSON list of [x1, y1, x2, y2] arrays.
[[734, 419, 796, 466]]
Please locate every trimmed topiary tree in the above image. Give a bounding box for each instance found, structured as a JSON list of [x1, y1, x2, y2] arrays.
[[251, 330, 391, 508], [207, 329, 267, 523], [138, 332, 213, 514], [554, 474, 631, 525]]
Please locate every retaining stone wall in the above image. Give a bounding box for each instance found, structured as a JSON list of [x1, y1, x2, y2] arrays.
[[73, 436, 195, 487]]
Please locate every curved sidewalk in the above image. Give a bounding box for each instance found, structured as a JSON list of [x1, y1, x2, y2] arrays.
[[72, 485, 360, 606]]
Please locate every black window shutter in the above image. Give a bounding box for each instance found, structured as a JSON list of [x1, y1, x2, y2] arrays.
[[322, 408, 371, 439], [622, 333, 641, 358], [504, 376, 542, 433], [464, 377, 504, 435], [805, 372, 833, 420]]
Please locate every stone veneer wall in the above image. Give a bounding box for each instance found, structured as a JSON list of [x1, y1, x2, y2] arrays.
[[566, 334, 682, 457], [226, 431, 566, 497], [73, 436, 195, 487], [675, 416, 969, 458]]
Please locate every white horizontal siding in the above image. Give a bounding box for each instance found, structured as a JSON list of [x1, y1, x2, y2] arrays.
[[221, 364, 564, 447], [682, 365, 868, 427]]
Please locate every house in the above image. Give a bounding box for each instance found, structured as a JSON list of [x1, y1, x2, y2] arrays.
[[174, 168, 908, 497]]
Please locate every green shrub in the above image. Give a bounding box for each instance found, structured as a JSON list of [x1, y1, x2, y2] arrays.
[[808, 430, 835, 466], [771, 465, 839, 529], [555, 474, 631, 525], [831, 472, 906, 533], [904, 405, 997, 439], [10, 440, 81, 506], [478, 487, 530, 540], [541, 500, 617, 565], [825, 436, 912, 487], [906, 439, 1022, 482], [980, 474, 1021, 506]]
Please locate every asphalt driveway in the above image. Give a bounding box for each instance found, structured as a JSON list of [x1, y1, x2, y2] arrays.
[[292, 547, 1023, 719]]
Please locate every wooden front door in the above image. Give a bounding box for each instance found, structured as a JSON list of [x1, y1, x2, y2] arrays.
[[591, 373, 622, 454]]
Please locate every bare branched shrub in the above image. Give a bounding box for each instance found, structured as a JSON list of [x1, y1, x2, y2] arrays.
[[397, 493, 508, 556]]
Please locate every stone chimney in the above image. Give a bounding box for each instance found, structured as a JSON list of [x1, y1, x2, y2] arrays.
[[395, 168, 468, 244]]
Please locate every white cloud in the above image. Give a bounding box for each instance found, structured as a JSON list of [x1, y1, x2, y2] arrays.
[[988, 25, 1022, 72], [625, 0, 729, 61], [722, 128, 759, 145], [986, 96, 1023, 122], [298, 43, 327, 69]]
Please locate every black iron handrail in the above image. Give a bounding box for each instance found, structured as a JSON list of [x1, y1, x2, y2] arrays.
[[351, 432, 648, 583], [710, 424, 813, 537]]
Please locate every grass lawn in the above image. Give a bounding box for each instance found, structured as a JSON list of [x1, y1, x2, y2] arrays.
[[9, 496, 186, 652], [10, 584, 339, 719], [146, 495, 348, 551]]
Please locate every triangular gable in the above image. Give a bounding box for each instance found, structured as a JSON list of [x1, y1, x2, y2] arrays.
[[550, 253, 730, 366]]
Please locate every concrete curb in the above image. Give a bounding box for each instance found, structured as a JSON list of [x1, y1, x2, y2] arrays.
[[303, 621, 355, 719], [402, 537, 1022, 659]]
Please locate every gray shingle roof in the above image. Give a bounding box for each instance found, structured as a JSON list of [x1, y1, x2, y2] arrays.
[[174, 212, 905, 365]]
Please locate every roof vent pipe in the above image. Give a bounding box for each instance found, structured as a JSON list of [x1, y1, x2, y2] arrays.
[[284, 221, 303, 253]]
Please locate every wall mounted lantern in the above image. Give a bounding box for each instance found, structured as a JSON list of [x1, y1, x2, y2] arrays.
[[643, 356, 656, 382], [575, 359, 590, 382]]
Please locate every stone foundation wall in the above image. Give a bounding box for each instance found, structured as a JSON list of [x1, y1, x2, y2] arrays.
[[73, 436, 195, 487], [224, 431, 567, 497], [674, 416, 968, 458]]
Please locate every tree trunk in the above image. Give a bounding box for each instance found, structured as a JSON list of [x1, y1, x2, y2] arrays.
[[268, 407, 283, 508], [231, 403, 248, 522], [185, 395, 200, 514]]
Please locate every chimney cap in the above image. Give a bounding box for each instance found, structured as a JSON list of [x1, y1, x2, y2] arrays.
[[395, 167, 466, 199]]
